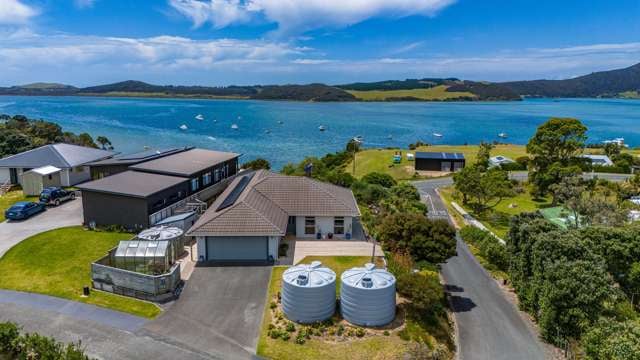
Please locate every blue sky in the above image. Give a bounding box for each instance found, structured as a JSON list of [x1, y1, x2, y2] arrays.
[[0, 0, 639, 86]]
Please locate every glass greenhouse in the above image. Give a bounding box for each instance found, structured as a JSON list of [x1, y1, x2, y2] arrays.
[[113, 240, 171, 275]]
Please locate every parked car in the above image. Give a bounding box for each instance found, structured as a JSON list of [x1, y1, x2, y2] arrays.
[[5, 201, 46, 220], [39, 187, 75, 206]]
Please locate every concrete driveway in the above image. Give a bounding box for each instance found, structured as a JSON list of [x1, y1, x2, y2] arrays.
[[141, 266, 272, 360], [0, 198, 83, 257]]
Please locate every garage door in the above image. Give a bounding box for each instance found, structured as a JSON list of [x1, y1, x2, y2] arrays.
[[206, 236, 268, 261]]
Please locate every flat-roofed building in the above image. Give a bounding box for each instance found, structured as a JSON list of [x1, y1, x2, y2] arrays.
[[415, 152, 465, 172]]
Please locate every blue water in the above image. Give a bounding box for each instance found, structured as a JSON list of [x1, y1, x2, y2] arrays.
[[1, 96, 639, 169]]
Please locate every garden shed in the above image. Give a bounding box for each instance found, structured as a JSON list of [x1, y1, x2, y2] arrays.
[[113, 240, 171, 275], [20, 165, 62, 196]]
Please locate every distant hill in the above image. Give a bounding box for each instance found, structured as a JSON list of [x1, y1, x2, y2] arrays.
[[502, 62, 640, 98], [1, 62, 638, 101]]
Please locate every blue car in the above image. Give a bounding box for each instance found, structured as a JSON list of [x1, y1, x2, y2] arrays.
[[4, 201, 46, 221]]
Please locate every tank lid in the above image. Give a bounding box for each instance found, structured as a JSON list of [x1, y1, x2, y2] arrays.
[[137, 226, 183, 241], [341, 264, 396, 289], [283, 262, 336, 288]]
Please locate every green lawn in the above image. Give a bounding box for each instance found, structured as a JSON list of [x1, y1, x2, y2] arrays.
[[0, 190, 38, 222], [257, 256, 451, 360], [346, 144, 528, 180], [438, 185, 551, 238], [0, 226, 161, 318], [347, 85, 475, 101]]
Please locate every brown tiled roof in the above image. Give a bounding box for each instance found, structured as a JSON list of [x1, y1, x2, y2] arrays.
[[187, 170, 359, 237]]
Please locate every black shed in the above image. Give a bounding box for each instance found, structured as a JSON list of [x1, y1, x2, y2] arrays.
[[415, 152, 465, 172]]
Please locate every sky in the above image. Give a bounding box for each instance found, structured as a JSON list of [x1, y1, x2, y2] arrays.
[[0, 0, 639, 86]]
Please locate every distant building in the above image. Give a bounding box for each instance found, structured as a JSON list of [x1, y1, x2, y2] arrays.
[[0, 143, 115, 186], [488, 155, 515, 168], [414, 152, 465, 172], [581, 154, 614, 167]]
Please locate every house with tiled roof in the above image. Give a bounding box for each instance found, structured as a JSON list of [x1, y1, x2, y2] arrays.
[[187, 170, 360, 263]]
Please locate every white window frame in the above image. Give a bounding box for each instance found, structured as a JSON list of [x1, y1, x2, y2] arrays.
[[304, 217, 316, 235]]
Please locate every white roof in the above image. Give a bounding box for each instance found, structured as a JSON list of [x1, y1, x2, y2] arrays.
[[581, 154, 614, 166], [29, 165, 61, 175]]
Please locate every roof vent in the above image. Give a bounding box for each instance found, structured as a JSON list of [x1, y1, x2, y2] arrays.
[[361, 277, 373, 288], [310, 261, 322, 269]]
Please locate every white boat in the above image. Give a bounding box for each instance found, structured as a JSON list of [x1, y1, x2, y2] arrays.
[[387, 134, 393, 140], [318, 125, 326, 131], [213, 119, 217, 123], [206, 136, 216, 141], [353, 135, 364, 143], [433, 132, 443, 138], [195, 114, 204, 121], [277, 120, 284, 125], [498, 132, 508, 139], [231, 124, 239, 130], [265, 129, 271, 134], [179, 124, 188, 131]]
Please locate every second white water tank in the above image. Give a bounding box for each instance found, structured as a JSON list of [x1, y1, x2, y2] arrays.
[[340, 263, 396, 327]]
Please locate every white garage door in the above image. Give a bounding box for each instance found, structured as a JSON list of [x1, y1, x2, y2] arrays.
[[206, 236, 268, 261]]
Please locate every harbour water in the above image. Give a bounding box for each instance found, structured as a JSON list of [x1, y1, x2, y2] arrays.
[[1, 96, 638, 169]]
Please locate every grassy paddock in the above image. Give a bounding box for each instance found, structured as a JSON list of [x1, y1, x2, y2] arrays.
[[0, 226, 161, 318], [346, 144, 528, 180], [347, 85, 475, 101]]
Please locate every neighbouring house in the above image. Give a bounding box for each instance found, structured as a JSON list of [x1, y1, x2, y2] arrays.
[[581, 154, 614, 167], [77, 147, 241, 229], [488, 155, 515, 168], [0, 143, 115, 187], [77, 171, 190, 230], [129, 148, 240, 195], [415, 152, 465, 172], [87, 147, 191, 180], [20, 166, 63, 196], [187, 170, 361, 264]]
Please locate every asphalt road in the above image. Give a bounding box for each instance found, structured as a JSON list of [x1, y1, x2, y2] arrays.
[[0, 198, 83, 257], [414, 180, 546, 360]]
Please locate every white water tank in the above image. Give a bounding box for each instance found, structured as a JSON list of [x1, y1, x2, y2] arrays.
[[281, 261, 336, 323], [340, 263, 396, 327]]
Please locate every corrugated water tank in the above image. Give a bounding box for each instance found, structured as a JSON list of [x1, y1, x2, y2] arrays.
[[281, 261, 336, 323], [340, 263, 396, 326]]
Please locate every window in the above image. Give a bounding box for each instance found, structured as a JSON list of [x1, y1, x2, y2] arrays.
[[190, 178, 199, 191], [304, 217, 316, 235], [203, 172, 212, 186], [334, 217, 345, 235], [214, 168, 220, 183]]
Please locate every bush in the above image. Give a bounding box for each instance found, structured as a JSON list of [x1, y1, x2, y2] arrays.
[[280, 332, 291, 341], [285, 322, 296, 332], [270, 301, 277, 309], [355, 327, 366, 337], [383, 330, 390, 336], [337, 324, 344, 336], [241, 158, 271, 170], [460, 226, 508, 271], [386, 251, 414, 278], [396, 272, 445, 313], [361, 172, 397, 188], [295, 332, 306, 345], [500, 162, 526, 171], [0, 323, 91, 359], [278, 243, 289, 257], [0, 322, 20, 354]]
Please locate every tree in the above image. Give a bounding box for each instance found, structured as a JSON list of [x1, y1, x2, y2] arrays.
[[241, 158, 271, 170], [452, 165, 481, 205], [377, 213, 456, 264], [579, 192, 627, 227], [582, 320, 640, 360], [603, 142, 622, 158], [527, 117, 587, 196], [361, 172, 397, 188], [396, 272, 445, 313], [95, 136, 114, 150], [550, 175, 586, 227], [476, 141, 494, 170], [453, 165, 514, 212]]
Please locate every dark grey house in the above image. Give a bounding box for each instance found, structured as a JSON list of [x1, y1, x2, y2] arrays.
[[129, 148, 240, 195], [415, 152, 465, 172], [78, 171, 189, 230], [87, 147, 190, 180]]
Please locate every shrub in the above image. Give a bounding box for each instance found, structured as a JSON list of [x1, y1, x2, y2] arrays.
[[269, 329, 282, 339], [0, 322, 20, 354], [355, 328, 366, 337], [361, 172, 397, 188], [396, 272, 445, 314], [241, 158, 271, 170], [285, 322, 296, 332], [270, 301, 277, 309], [280, 332, 291, 341], [386, 251, 414, 278], [0, 322, 90, 359], [337, 324, 345, 336], [460, 226, 508, 271], [278, 243, 289, 257], [383, 330, 390, 336], [295, 332, 306, 345], [500, 162, 526, 171]]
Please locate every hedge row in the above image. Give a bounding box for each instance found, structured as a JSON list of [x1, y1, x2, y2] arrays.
[[459, 226, 508, 271]]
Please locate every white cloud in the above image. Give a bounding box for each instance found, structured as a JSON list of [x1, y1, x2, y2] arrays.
[[168, 0, 456, 33], [0, 0, 38, 24]]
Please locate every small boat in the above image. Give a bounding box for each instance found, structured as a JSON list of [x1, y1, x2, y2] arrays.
[[277, 120, 284, 125], [231, 124, 239, 130], [206, 136, 216, 141], [387, 134, 393, 140], [213, 119, 217, 123], [195, 114, 204, 121], [237, 116, 242, 120], [498, 132, 508, 139], [265, 129, 271, 134], [353, 135, 364, 143], [318, 125, 326, 131], [179, 124, 188, 131], [433, 132, 443, 138]]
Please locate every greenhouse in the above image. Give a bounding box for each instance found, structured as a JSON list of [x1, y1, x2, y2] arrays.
[[113, 240, 171, 275]]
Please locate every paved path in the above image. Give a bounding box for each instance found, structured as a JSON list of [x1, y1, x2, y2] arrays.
[[414, 180, 546, 360], [0, 198, 83, 257], [292, 240, 384, 264]]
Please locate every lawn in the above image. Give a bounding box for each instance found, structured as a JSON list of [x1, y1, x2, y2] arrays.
[[346, 144, 528, 180], [257, 256, 452, 360], [0, 190, 38, 222], [346, 85, 475, 101], [438, 185, 551, 238], [0, 226, 161, 318]]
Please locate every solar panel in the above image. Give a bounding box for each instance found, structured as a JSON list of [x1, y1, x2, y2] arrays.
[[216, 173, 254, 211]]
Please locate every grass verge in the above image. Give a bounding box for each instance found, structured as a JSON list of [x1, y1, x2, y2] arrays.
[[0, 226, 161, 318], [346, 86, 474, 101]]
